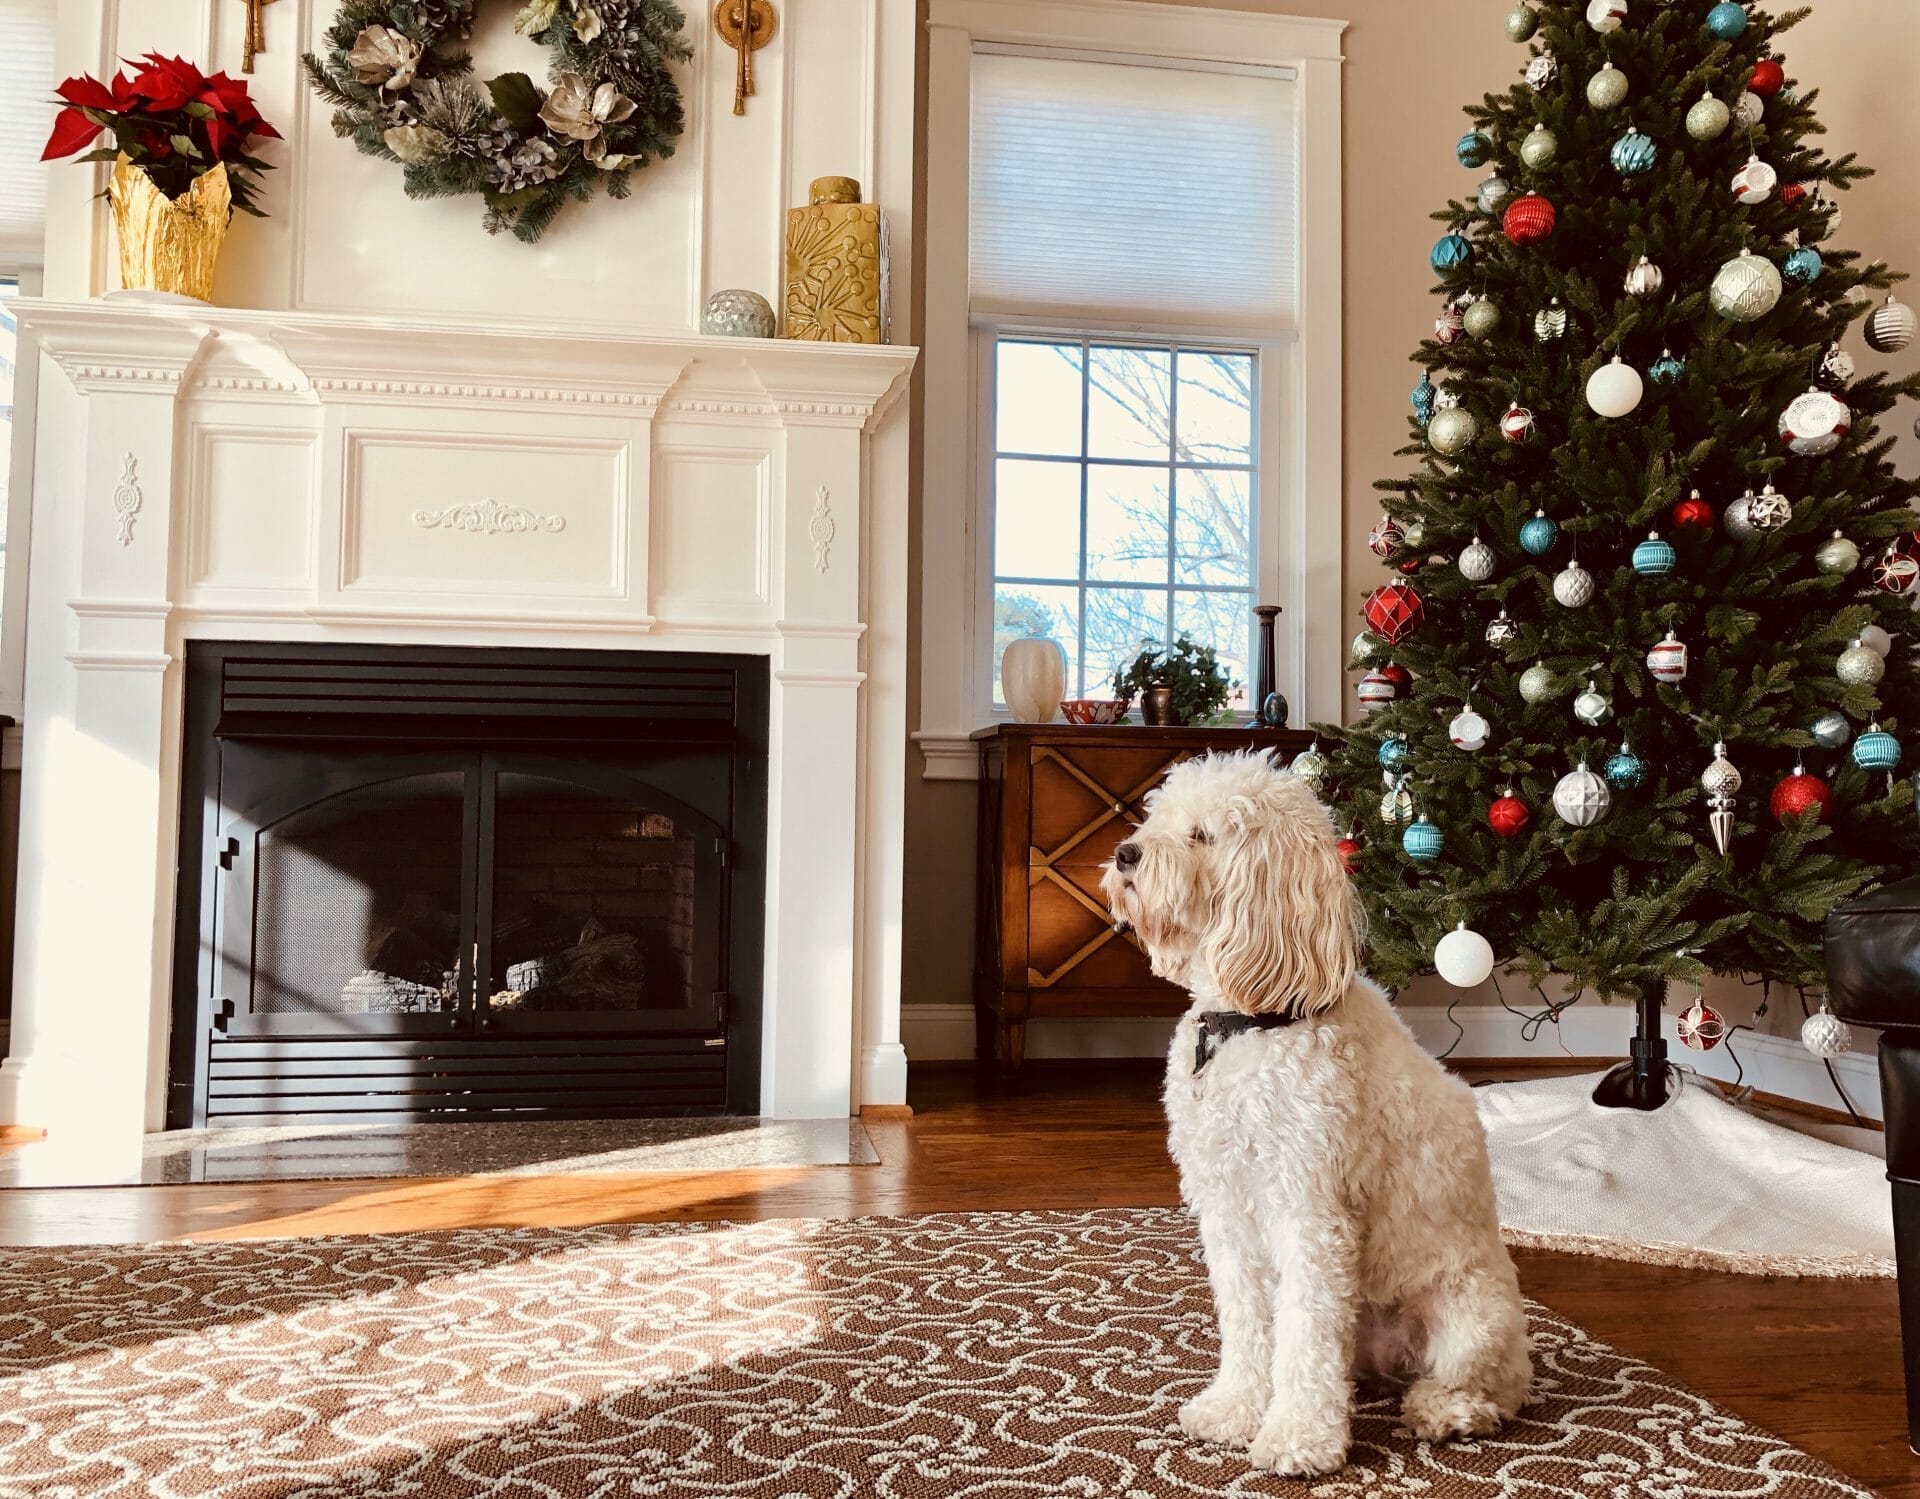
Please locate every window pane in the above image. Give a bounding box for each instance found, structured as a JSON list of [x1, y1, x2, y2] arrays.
[[1174, 591, 1253, 715], [993, 459, 1081, 580], [1086, 589, 1168, 701], [1176, 350, 1253, 465], [1086, 465, 1168, 584], [993, 583, 1080, 703], [1087, 345, 1172, 461], [1175, 470, 1254, 587], [996, 340, 1083, 457]]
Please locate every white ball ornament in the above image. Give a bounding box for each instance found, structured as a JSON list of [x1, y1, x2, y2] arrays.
[[1866, 297, 1918, 354], [1586, 356, 1645, 418], [1686, 91, 1731, 141], [1573, 680, 1612, 725], [1860, 623, 1895, 658], [1435, 923, 1497, 988], [1554, 559, 1595, 608], [1711, 249, 1783, 322], [1450, 705, 1491, 751], [1553, 761, 1612, 828], [1586, 0, 1627, 33], [1731, 155, 1777, 205], [1801, 1000, 1853, 1060], [1733, 89, 1764, 127], [1459, 536, 1497, 583], [1779, 388, 1850, 456]]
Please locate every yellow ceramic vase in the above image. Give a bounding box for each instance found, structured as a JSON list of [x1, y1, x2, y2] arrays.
[[109, 155, 231, 301], [784, 175, 889, 344]]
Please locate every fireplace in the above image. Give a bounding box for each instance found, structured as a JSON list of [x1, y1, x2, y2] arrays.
[[167, 643, 767, 1126]]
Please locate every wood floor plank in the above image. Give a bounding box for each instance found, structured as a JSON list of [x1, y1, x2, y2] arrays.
[[0, 1060, 1909, 1494]]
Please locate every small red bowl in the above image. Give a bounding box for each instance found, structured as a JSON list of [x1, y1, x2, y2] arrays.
[[1061, 698, 1128, 725]]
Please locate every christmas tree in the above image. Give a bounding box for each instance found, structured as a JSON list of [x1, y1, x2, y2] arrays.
[[1316, 0, 1920, 1101]]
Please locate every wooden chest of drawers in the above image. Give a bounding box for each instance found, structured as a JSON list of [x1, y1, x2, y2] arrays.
[[971, 722, 1314, 1067]]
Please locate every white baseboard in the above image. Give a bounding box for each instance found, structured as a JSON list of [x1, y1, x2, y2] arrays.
[[902, 1001, 1884, 1121]]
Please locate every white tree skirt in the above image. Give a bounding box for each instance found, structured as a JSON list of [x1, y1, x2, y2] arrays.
[[1474, 1072, 1894, 1278]]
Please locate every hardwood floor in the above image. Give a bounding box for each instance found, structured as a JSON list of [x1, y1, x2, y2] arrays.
[[0, 1061, 1911, 1495]]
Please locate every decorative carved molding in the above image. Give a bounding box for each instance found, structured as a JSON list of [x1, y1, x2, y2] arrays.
[[809, 485, 836, 573], [314, 377, 660, 411], [112, 454, 143, 546], [191, 374, 307, 395], [411, 497, 567, 536], [660, 396, 778, 420]]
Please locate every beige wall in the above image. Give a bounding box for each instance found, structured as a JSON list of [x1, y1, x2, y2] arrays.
[[902, 0, 1920, 1022]]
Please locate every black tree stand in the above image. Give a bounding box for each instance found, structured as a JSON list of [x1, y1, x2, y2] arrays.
[[1590, 990, 1677, 1111]]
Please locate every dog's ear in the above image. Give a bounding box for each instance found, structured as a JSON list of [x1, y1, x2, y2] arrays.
[[1206, 777, 1359, 1016]]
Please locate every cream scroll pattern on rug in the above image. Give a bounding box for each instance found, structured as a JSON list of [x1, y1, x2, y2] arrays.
[[0, 1207, 1873, 1497]]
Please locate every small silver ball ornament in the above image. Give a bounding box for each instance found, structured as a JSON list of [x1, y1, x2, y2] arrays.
[[1837, 638, 1886, 687], [1810, 711, 1853, 750], [1815, 531, 1860, 574], [1553, 559, 1595, 608], [1801, 1002, 1852, 1060], [1686, 91, 1731, 141], [1458, 536, 1497, 582], [1519, 661, 1555, 704]]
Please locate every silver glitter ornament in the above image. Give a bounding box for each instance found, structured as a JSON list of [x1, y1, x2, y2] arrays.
[[1724, 490, 1760, 537], [1586, 62, 1628, 109], [1686, 91, 1731, 141], [1519, 661, 1555, 704], [1553, 559, 1595, 608], [1837, 638, 1886, 687], [1810, 711, 1853, 751], [1815, 531, 1860, 574], [1463, 296, 1502, 339], [1553, 761, 1612, 827], [1505, 3, 1539, 42], [1710, 249, 1783, 322], [1458, 536, 1497, 582]]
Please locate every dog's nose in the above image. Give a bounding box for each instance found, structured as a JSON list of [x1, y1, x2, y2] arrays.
[[1113, 841, 1142, 873]]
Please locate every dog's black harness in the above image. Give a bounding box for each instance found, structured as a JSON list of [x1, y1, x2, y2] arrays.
[[1192, 1010, 1304, 1074]]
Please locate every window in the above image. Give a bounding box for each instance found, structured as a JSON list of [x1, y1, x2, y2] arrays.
[[990, 336, 1256, 704]]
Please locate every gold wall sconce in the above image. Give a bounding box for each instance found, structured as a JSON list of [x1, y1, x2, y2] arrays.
[[714, 0, 777, 116]]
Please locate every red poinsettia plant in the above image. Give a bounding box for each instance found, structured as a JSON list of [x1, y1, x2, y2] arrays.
[[42, 54, 279, 217]]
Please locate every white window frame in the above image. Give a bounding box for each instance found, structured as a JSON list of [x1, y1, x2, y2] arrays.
[[914, 0, 1346, 781], [974, 321, 1283, 713]]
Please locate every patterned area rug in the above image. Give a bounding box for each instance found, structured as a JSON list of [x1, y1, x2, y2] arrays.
[[0, 1208, 1869, 1497]]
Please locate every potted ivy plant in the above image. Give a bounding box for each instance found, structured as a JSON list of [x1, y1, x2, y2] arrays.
[[1111, 635, 1236, 726]]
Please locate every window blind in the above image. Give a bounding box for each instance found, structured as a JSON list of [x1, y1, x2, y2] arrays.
[[0, 0, 56, 262], [968, 48, 1298, 330]]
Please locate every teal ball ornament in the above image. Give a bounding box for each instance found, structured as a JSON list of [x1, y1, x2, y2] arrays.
[[1378, 736, 1411, 772], [1810, 711, 1853, 751], [1854, 724, 1903, 771], [1610, 127, 1657, 176], [1457, 131, 1494, 168], [1403, 817, 1445, 863], [1604, 744, 1648, 791], [1784, 247, 1823, 285], [1432, 233, 1472, 273], [1505, 3, 1539, 42], [1519, 511, 1559, 556], [1706, 1, 1748, 40], [1632, 532, 1676, 576], [1649, 350, 1687, 386]]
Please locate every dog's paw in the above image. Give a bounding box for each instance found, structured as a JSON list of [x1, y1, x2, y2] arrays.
[[1247, 1415, 1351, 1477], [1177, 1383, 1265, 1447], [1400, 1379, 1502, 1443]]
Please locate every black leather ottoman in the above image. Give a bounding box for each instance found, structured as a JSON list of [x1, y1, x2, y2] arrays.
[[1825, 874, 1920, 1453]]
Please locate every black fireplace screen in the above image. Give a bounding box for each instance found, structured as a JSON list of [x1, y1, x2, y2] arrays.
[[171, 644, 766, 1127]]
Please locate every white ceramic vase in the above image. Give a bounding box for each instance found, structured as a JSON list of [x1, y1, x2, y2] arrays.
[[1002, 636, 1067, 723]]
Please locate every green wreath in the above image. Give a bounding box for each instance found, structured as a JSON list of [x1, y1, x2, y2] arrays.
[[302, 0, 691, 243]]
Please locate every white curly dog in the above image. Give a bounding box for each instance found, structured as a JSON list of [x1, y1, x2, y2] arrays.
[[1101, 749, 1531, 1478]]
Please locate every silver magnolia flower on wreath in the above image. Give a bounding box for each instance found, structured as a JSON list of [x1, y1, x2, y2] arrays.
[[538, 72, 638, 168], [347, 25, 422, 91]]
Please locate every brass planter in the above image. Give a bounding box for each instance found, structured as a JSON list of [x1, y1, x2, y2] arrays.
[[108, 156, 230, 301], [1139, 686, 1182, 726]]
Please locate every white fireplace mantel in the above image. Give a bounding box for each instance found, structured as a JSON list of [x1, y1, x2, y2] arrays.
[[1, 298, 917, 1139]]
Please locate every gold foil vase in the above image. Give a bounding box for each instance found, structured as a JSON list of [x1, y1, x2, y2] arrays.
[[109, 154, 231, 301]]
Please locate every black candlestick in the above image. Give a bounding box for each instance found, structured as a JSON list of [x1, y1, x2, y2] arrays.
[[1251, 605, 1287, 727]]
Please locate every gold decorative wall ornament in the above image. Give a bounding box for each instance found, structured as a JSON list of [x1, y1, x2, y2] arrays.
[[713, 0, 776, 115], [242, 0, 277, 72], [784, 176, 889, 344], [108, 155, 231, 301]]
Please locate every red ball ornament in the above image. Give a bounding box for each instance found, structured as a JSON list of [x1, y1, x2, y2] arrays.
[[1364, 583, 1425, 645], [1780, 181, 1810, 209], [1398, 557, 1424, 575], [1749, 58, 1785, 97], [1677, 1001, 1726, 1052], [1769, 767, 1834, 824], [1671, 492, 1715, 533], [1379, 662, 1413, 692], [1503, 192, 1557, 246], [1336, 836, 1363, 873], [1367, 516, 1404, 557], [1874, 549, 1920, 595], [1488, 795, 1531, 838]]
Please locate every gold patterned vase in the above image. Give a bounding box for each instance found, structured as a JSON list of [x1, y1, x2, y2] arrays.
[[108, 155, 231, 301], [784, 175, 889, 343]]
